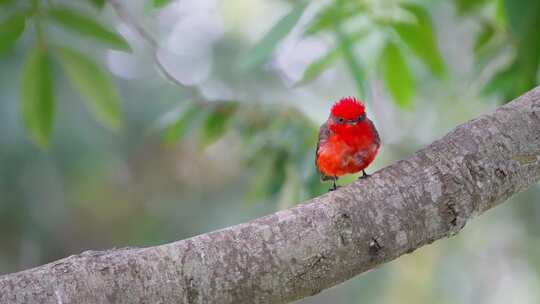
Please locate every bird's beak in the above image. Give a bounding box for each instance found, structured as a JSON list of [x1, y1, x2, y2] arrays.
[[348, 115, 366, 125]]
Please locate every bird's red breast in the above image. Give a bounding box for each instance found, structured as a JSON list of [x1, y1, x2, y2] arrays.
[[316, 97, 380, 178]]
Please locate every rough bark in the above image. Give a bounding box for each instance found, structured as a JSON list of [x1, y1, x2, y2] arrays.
[[2, 86, 540, 304]]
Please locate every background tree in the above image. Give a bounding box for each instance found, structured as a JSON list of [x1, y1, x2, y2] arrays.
[[0, 0, 540, 303]]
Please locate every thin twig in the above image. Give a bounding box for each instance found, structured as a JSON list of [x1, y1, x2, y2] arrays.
[[107, 0, 158, 47]]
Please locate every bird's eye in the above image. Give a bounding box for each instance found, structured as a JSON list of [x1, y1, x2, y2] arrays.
[[337, 118, 345, 123]]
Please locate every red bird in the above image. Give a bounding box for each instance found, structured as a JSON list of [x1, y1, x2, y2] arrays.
[[316, 97, 380, 191]]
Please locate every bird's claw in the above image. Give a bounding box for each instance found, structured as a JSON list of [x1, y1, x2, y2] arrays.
[[358, 170, 371, 180], [329, 178, 340, 191], [329, 185, 341, 191]]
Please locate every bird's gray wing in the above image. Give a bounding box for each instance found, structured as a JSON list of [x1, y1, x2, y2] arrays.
[[316, 122, 333, 181]]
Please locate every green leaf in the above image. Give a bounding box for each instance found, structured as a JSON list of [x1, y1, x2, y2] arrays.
[[153, 0, 174, 8], [494, 0, 506, 28], [162, 103, 204, 144], [392, 3, 446, 77], [87, 0, 105, 10], [0, 0, 16, 7], [239, 2, 308, 71], [380, 42, 415, 108], [482, 64, 517, 97], [21, 47, 55, 147], [299, 30, 368, 84], [482, 60, 538, 101], [299, 47, 340, 84], [474, 23, 495, 55], [56, 47, 122, 130], [335, 24, 365, 98], [454, 0, 489, 15], [305, 2, 364, 35], [503, 0, 540, 60], [201, 102, 238, 147], [0, 13, 26, 52], [502, 0, 540, 99], [48, 7, 130, 51], [503, 0, 540, 40]]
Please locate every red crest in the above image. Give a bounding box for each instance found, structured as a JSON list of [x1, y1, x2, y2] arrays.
[[330, 97, 365, 120]]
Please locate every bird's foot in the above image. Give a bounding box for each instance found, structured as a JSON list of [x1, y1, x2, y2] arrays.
[[329, 177, 339, 191], [329, 185, 341, 191], [358, 170, 371, 180]]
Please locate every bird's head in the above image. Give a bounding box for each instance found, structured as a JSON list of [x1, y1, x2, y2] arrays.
[[328, 97, 367, 133]]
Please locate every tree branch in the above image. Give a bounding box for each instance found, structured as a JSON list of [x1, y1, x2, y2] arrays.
[[2, 86, 540, 303]]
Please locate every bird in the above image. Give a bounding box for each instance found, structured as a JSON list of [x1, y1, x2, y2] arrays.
[[315, 97, 380, 191]]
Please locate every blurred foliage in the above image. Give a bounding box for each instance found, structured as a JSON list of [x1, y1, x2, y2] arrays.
[[1, 1, 540, 303], [455, 0, 540, 100], [380, 41, 415, 108], [238, 2, 308, 72], [152, 0, 173, 9], [1, 0, 125, 147], [159, 101, 326, 205], [1, 0, 540, 205], [20, 46, 54, 147], [299, 0, 446, 105], [48, 7, 130, 51], [0, 11, 26, 52], [296, 0, 540, 103], [1, 0, 539, 206], [57, 46, 123, 130]]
